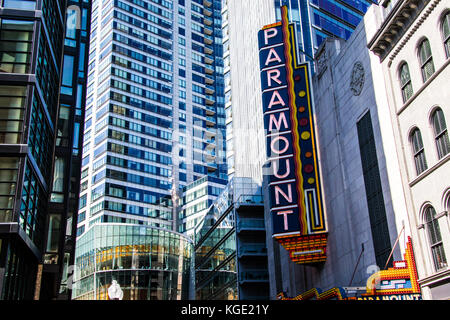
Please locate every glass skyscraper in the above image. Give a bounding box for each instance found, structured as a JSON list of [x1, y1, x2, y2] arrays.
[[274, 0, 375, 61], [72, 0, 227, 299]]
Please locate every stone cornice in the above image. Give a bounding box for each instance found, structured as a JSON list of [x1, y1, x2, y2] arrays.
[[368, 0, 430, 64]]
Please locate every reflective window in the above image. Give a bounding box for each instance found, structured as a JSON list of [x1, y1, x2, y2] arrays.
[[61, 55, 74, 94], [418, 38, 435, 82], [72, 224, 193, 300], [399, 62, 413, 103], [2, 0, 36, 10], [411, 128, 428, 175], [0, 157, 19, 222], [44, 214, 61, 264], [0, 18, 34, 74], [431, 108, 450, 159], [56, 105, 70, 147], [29, 96, 53, 184], [442, 12, 450, 58], [20, 164, 46, 248], [424, 206, 447, 271], [0, 85, 26, 144], [50, 157, 65, 203], [66, 6, 78, 40]]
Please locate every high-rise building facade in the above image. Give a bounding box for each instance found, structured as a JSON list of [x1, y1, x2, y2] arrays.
[[273, 0, 375, 62], [76, 0, 226, 236], [178, 175, 227, 238], [72, 0, 228, 299], [0, 0, 90, 300]]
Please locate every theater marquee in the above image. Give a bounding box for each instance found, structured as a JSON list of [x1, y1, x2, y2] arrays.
[[258, 6, 328, 264]]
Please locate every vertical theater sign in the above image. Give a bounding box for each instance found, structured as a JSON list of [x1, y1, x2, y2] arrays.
[[258, 6, 328, 264]]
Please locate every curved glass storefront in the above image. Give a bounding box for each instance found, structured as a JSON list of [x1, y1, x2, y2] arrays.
[[71, 223, 194, 300]]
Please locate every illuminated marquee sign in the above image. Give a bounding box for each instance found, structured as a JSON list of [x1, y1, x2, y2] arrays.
[[362, 236, 421, 297], [277, 237, 421, 300], [258, 6, 328, 264]]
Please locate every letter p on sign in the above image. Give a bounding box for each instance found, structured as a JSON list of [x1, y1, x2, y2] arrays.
[[264, 28, 278, 45]]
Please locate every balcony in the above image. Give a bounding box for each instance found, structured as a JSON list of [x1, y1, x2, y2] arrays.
[[205, 115, 216, 126], [205, 148, 216, 160], [203, 0, 212, 7], [237, 218, 265, 233], [239, 270, 269, 284], [206, 105, 216, 115], [204, 34, 213, 45], [204, 127, 216, 137], [204, 44, 213, 55], [205, 95, 215, 105], [205, 74, 215, 85], [203, 7, 212, 16], [205, 84, 215, 95], [206, 162, 218, 171], [204, 54, 214, 65], [203, 25, 213, 36], [205, 138, 216, 149], [205, 64, 214, 75], [238, 244, 267, 258], [204, 16, 213, 26]]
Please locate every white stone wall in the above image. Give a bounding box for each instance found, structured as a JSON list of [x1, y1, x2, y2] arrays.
[[377, 0, 450, 299], [226, 0, 276, 183]]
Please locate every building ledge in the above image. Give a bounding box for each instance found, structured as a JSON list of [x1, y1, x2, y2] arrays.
[[397, 57, 450, 116], [409, 151, 450, 187], [418, 267, 450, 287], [368, 0, 429, 62]]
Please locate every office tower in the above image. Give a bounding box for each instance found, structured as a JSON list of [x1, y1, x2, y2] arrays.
[[76, 0, 226, 235], [274, 0, 375, 62], [178, 175, 227, 238], [0, 0, 89, 300], [71, 0, 228, 300]]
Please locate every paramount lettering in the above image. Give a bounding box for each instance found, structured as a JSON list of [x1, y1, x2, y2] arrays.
[[272, 158, 291, 179], [268, 112, 289, 132], [265, 48, 283, 65], [267, 90, 286, 109], [258, 5, 328, 264]]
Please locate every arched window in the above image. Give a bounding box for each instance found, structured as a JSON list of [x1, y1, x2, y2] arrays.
[[432, 108, 450, 159], [399, 62, 413, 102], [443, 12, 450, 58], [411, 128, 427, 175], [424, 206, 447, 270], [418, 38, 435, 82]]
